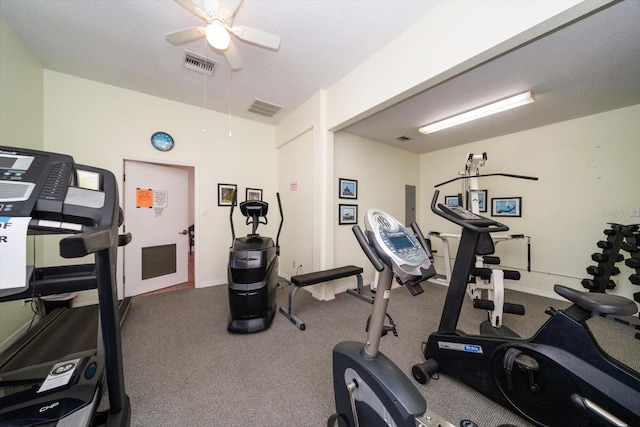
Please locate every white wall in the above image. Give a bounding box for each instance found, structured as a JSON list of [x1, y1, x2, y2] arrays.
[[420, 104, 640, 301], [42, 71, 278, 301], [333, 132, 420, 289]]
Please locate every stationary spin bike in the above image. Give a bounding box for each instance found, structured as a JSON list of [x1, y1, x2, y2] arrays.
[[330, 208, 453, 427], [413, 190, 640, 427]]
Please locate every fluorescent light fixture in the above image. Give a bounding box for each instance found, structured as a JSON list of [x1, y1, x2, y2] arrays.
[[419, 90, 535, 135]]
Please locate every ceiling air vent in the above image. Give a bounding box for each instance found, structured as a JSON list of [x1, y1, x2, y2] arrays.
[[396, 136, 411, 141], [248, 98, 283, 118], [183, 50, 217, 77]]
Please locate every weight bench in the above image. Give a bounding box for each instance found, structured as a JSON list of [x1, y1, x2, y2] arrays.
[[279, 265, 368, 330]]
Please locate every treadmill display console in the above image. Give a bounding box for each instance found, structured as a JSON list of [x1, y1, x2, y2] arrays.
[[0, 148, 74, 218]]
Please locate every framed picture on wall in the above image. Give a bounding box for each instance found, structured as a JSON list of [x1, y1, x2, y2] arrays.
[[339, 204, 358, 225], [339, 178, 358, 199], [491, 197, 521, 217], [467, 190, 488, 212], [246, 188, 262, 201], [218, 183, 237, 206]]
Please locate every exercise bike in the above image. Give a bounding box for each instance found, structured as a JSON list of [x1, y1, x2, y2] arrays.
[[330, 208, 453, 427], [429, 153, 534, 334], [413, 190, 640, 427]]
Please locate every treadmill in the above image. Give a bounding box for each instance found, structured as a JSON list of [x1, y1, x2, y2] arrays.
[[0, 146, 131, 426]]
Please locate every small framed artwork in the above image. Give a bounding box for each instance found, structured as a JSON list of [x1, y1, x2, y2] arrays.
[[445, 195, 461, 207], [218, 183, 237, 206], [467, 190, 488, 212], [246, 188, 263, 201], [339, 204, 358, 225], [339, 178, 358, 199], [491, 197, 522, 217]]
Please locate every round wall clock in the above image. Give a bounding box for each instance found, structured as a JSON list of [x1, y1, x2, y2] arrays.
[[150, 131, 174, 152]]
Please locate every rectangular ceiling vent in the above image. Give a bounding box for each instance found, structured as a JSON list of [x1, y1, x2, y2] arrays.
[[248, 98, 284, 118], [183, 50, 217, 77]]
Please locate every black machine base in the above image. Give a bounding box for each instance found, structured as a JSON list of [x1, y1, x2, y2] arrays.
[[422, 310, 640, 427], [333, 341, 426, 427], [227, 308, 276, 334]]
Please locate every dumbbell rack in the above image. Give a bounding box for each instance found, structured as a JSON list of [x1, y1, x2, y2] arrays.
[[581, 223, 636, 293], [623, 227, 640, 339]]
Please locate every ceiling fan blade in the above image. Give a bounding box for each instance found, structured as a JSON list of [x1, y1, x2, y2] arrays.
[[174, 0, 209, 22], [224, 41, 243, 70], [231, 26, 280, 50], [164, 27, 206, 46]]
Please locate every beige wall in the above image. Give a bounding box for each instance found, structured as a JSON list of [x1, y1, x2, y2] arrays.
[[420, 104, 640, 301], [277, 129, 314, 278], [42, 71, 278, 299], [333, 132, 420, 289], [0, 18, 44, 345], [0, 17, 43, 150]]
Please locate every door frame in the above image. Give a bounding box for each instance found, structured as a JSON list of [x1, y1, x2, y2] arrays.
[[119, 156, 198, 298]]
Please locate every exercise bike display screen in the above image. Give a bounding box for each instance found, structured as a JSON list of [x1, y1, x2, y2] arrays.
[[379, 228, 424, 265], [388, 233, 415, 250]]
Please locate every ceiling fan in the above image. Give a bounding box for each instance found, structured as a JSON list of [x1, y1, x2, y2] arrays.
[[164, 0, 281, 71]]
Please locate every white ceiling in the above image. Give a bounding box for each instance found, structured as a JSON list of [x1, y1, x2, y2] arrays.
[[0, 0, 441, 123], [343, 0, 640, 153], [1, 0, 639, 154]]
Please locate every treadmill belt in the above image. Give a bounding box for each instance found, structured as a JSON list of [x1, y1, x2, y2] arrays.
[[0, 305, 99, 373]]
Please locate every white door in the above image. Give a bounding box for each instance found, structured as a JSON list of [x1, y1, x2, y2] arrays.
[[123, 161, 189, 296]]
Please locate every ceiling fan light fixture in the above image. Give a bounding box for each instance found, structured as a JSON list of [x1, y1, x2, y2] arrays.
[[206, 20, 230, 50], [419, 90, 535, 134]]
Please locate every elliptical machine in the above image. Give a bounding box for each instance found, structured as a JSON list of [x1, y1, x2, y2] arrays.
[[330, 208, 453, 427], [413, 190, 640, 427], [227, 192, 283, 333]]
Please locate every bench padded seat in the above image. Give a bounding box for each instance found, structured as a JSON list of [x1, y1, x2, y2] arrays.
[[291, 265, 363, 287]]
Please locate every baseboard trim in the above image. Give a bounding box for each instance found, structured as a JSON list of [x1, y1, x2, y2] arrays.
[[197, 279, 226, 288]]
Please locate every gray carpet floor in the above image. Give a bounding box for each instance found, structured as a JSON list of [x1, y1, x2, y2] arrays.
[[119, 280, 638, 426]]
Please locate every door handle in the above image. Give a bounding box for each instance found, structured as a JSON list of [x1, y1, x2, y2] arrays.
[[179, 230, 188, 235]]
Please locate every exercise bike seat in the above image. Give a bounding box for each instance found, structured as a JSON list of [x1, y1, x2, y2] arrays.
[[554, 285, 638, 316]]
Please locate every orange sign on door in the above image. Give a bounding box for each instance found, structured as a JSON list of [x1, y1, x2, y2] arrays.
[[136, 188, 153, 208]]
